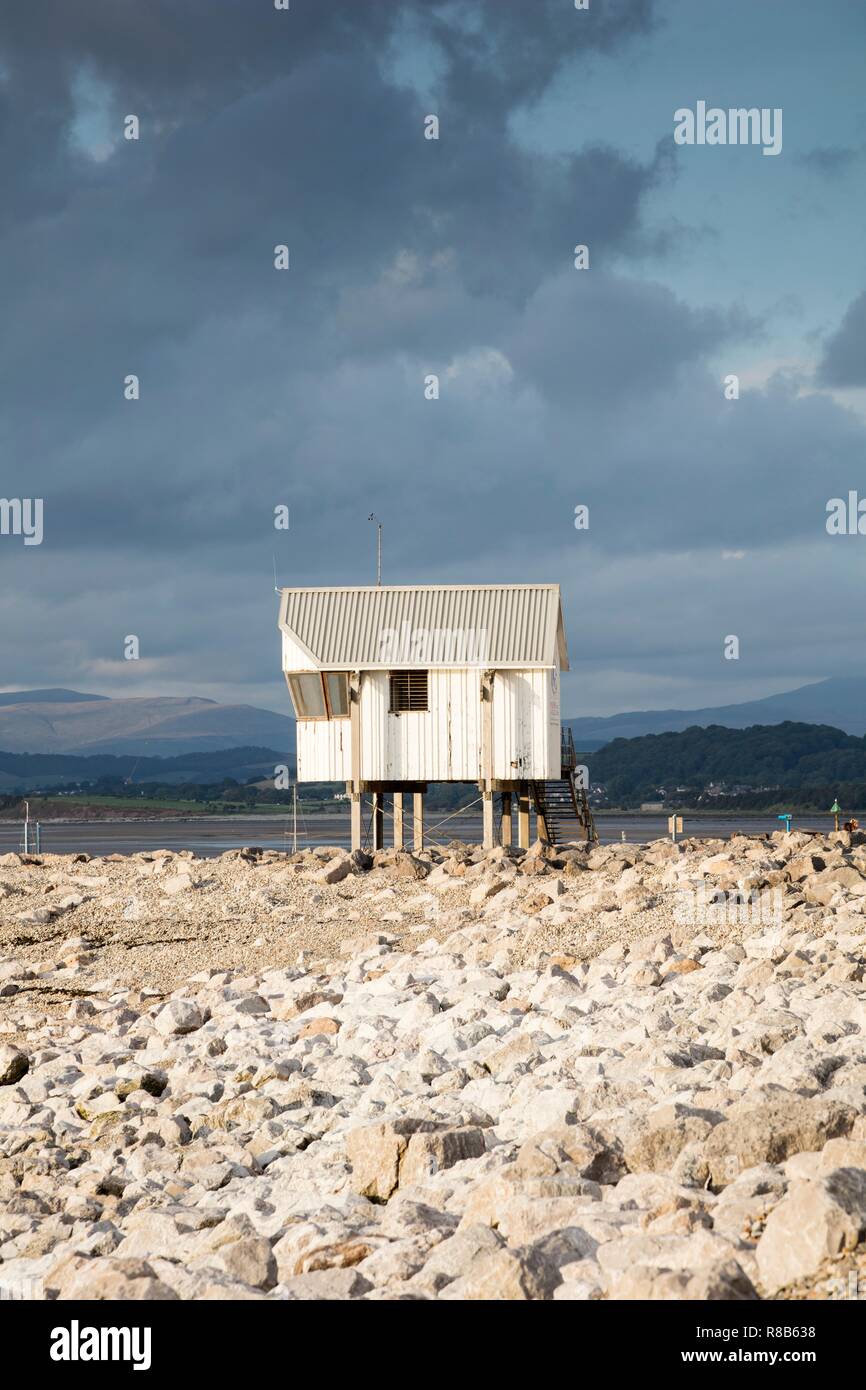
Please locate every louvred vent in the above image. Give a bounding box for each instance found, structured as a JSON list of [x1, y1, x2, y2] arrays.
[[389, 670, 428, 713]]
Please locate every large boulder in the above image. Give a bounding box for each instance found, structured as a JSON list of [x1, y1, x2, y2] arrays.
[[314, 856, 352, 885], [611, 1258, 758, 1301], [161, 869, 197, 896], [205, 1234, 277, 1291], [54, 1257, 179, 1301], [703, 1099, 856, 1187], [0, 1045, 29, 1086], [756, 1167, 866, 1294], [416, 1225, 504, 1292], [624, 1114, 716, 1176], [392, 852, 431, 881], [283, 1268, 372, 1300], [514, 1125, 624, 1185], [346, 1119, 475, 1200], [153, 999, 203, 1036], [458, 1170, 601, 1243], [399, 1127, 486, 1185], [801, 865, 865, 905], [439, 1245, 562, 1301]]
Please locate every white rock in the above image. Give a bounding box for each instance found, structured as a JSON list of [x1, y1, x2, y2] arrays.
[[153, 999, 203, 1036], [756, 1168, 866, 1294]]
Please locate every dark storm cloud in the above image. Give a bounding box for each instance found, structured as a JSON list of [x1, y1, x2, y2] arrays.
[[0, 0, 654, 142], [506, 267, 760, 406], [0, 0, 666, 529], [0, 0, 669, 700], [0, 0, 653, 230], [1, 0, 865, 712], [817, 290, 866, 388]]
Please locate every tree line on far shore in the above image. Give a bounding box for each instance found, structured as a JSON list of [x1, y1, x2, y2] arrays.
[[583, 721, 866, 809]]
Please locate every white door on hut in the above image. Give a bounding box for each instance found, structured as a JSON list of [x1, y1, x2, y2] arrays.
[[514, 674, 534, 777], [491, 670, 539, 779]]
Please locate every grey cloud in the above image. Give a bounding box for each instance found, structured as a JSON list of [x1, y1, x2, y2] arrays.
[[817, 290, 866, 387], [797, 146, 859, 179], [2, 0, 864, 721], [506, 268, 760, 407], [0, 6, 670, 506]]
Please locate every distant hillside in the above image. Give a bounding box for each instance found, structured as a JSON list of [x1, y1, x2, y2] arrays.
[[0, 688, 109, 706], [567, 676, 866, 742], [0, 746, 287, 792], [0, 691, 294, 757], [5, 675, 866, 765], [587, 721, 866, 806]]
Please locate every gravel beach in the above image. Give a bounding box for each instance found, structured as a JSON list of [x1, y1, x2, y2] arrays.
[[1, 830, 865, 1301]]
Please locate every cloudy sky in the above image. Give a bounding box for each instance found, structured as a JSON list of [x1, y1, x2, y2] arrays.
[[1, 0, 865, 717]]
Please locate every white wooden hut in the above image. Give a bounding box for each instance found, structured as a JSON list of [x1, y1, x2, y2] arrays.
[[278, 583, 594, 850]]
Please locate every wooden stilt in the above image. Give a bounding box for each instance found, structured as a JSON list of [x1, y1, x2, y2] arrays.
[[517, 782, 530, 849], [372, 792, 384, 850], [501, 792, 512, 847], [482, 791, 495, 850], [349, 672, 363, 853], [413, 791, 424, 851], [393, 792, 404, 850]]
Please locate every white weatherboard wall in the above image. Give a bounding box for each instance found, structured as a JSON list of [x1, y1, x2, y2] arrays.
[[293, 667, 558, 783], [282, 631, 317, 672], [548, 651, 562, 773], [285, 628, 351, 780], [296, 719, 351, 782], [361, 669, 480, 781], [491, 668, 557, 781]]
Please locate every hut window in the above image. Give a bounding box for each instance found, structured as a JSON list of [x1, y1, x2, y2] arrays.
[[389, 670, 428, 713], [287, 673, 326, 719], [324, 672, 349, 718]]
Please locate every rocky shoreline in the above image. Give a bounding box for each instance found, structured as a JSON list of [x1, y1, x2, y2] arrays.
[[1, 831, 866, 1301]]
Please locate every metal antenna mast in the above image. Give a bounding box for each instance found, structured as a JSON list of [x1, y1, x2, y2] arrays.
[[368, 513, 382, 585]]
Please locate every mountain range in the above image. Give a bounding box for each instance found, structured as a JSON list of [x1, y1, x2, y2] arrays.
[[0, 690, 293, 757], [0, 677, 864, 759], [566, 678, 866, 744]]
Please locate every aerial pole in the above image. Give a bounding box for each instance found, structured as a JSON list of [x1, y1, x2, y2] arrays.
[[368, 513, 382, 585]]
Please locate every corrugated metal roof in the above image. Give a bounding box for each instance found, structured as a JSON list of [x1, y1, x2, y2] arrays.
[[279, 584, 568, 670]]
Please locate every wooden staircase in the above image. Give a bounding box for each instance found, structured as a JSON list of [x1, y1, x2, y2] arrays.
[[531, 729, 599, 845]]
